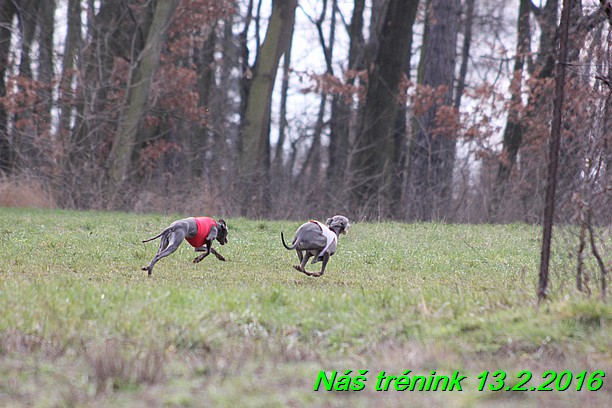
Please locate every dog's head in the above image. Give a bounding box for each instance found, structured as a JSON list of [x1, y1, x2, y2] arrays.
[[216, 218, 228, 245], [326, 215, 350, 235]]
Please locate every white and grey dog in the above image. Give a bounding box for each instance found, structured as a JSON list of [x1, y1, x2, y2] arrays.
[[281, 215, 350, 277]]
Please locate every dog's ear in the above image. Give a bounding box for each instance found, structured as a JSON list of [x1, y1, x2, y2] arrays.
[[217, 219, 227, 233], [325, 217, 333, 226]]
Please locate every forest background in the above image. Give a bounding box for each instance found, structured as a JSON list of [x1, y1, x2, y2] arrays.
[[0, 0, 610, 225]]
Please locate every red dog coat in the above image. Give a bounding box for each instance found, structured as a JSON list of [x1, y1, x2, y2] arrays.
[[186, 217, 217, 248]]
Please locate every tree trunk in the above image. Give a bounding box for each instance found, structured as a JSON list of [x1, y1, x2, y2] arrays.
[[606, 29, 612, 178], [328, 0, 365, 203], [300, 96, 326, 182], [238, 0, 297, 217], [538, 0, 571, 304], [13, 0, 39, 169], [454, 0, 475, 110], [273, 35, 293, 172], [349, 0, 418, 219], [58, 0, 82, 167], [518, 0, 558, 221], [217, 14, 240, 189], [408, 0, 460, 221], [106, 0, 179, 205], [193, 23, 217, 179], [69, 0, 137, 208], [0, 0, 17, 173], [491, 0, 531, 219], [37, 0, 56, 141], [390, 0, 419, 220], [301, 0, 336, 186]]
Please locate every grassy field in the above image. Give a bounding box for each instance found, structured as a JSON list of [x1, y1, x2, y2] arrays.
[[0, 207, 609, 407]]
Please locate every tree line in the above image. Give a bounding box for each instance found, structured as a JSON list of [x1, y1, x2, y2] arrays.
[[0, 0, 610, 225]]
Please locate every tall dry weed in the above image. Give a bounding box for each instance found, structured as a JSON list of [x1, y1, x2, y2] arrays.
[[0, 177, 56, 209], [86, 338, 165, 394]]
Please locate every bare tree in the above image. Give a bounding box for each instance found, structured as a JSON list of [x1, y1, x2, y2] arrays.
[[188, 21, 217, 180], [298, 0, 338, 188], [327, 0, 366, 210], [408, 0, 461, 221], [238, 0, 297, 217], [538, 0, 572, 304], [0, 0, 17, 173], [68, 0, 139, 208], [13, 0, 39, 169], [490, 0, 531, 219], [58, 0, 82, 169], [455, 0, 476, 110], [349, 0, 419, 219], [37, 0, 56, 140], [107, 0, 180, 205]]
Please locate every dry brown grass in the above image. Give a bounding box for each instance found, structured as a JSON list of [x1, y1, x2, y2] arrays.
[[0, 176, 56, 209], [86, 338, 166, 394], [133, 184, 224, 215]]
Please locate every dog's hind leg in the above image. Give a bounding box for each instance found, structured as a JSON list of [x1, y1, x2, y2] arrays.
[[142, 232, 185, 276], [158, 233, 169, 254], [296, 252, 329, 277], [142, 231, 171, 275], [311, 252, 330, 277], [294, 252, 315, 275], [292, 249, 304, 273]]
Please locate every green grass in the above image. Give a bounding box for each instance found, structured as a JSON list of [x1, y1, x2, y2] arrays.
[[0, 207, 609, 407]]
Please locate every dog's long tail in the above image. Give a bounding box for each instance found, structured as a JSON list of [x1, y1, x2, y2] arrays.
[[281, 232, 297, 250], [142, 227, 171, 243]]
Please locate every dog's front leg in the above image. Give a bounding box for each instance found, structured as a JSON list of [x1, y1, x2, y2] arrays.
[[209, 247, 226, 261], [193, 245, 210, 263]]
